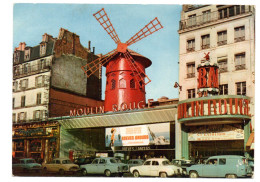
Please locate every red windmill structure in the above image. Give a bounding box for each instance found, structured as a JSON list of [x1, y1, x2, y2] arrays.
[[82, 8, 163, 112]]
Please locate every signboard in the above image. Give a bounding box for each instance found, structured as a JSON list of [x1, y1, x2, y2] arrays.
[[188, 124, 244, 141], [105, 123, 170, 147]]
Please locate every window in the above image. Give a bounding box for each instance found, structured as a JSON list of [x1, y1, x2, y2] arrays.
[[236, 82, 246, 95], [119, 78, 126, 88], [188, 14, 196, 27], [202, 10, 211, 23], [144, 161, 151, 165], [187, 39, 195, 52], [217, 57, 228, 73], [206, 159, 218, 165], [21, 96, 26, 107], [18, 112, 26, 122], [12, 113, 16, 123], [35, 76, 43, 87], [111, 79, 116, 90], [56, 160, 61, 164], [40, 44, 46, 56], [23, 63, 30, 74], [36, 93, 41, 105], [130, 79, 135, 89], [34, 110, 41, 120], [20, 79, 28, 90], [234, 26, 245, 42], [99, 159, 106, 164], [218, 8, 228, 19], [219, 84, 228, 95], [201, 34, 210, 49], [152, 161, 159, 166], [24, 49, 30, 60], [13, 81, 18, 92], [187, 89, 196, 99], [92, 159, 99, 164], [217, 31, 227, 46], [13, 98, 15, 109], [235, 53, 246, 70], [187, 62, 195, 78], [219, 158, 226, 165], [13, 51, 20, 64], [38, 59, 47, 70]]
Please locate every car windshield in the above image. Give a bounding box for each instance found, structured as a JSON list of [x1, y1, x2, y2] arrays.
[[27, 159, 36, 164], [62, 160, 73, 164], [110, 159, 117, 163], [162, 160, 171, 166]]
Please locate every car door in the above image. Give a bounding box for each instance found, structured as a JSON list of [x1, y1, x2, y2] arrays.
[[47, 159, 56, 172], [150, 160, 160, 176], [98, 158, 107, 174], [88, 158, 99, 174], [202, 158, 218, 177], [141, 160, 151, 176]]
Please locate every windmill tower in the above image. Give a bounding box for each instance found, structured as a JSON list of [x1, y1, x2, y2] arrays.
[[82, 8, 163, 112]]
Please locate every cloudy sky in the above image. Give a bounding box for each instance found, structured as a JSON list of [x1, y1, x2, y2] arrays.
[[13, 3, 182, 101]]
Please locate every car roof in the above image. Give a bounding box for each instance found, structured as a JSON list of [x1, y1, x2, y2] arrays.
[[53, 158, 71, 160], [209, 155, 245, 159], [146, 158, 169, 161], [20, 158, 35, 160]]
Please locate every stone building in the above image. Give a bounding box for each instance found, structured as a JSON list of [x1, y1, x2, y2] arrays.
[[12, 28, 104, 162], [176, 5, 255, 160]]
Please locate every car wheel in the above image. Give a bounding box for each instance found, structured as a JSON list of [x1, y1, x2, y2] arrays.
[[226, 174, 237, 178], [160, 172, 167, 178], [81, 168, 87, 176], [59, 169, 65, 175], [189, 171, 198, 178], [133, 170, 140, 177], [104, 169, 111, 177]]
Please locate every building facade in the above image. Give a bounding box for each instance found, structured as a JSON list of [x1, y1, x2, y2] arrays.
[[177, 5, 255, 160], [12, 28, 104, 162]]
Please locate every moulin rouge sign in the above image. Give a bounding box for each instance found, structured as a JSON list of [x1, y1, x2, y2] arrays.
[[70, 101, 145, 117]]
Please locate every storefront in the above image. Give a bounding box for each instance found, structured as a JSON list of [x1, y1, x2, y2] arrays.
[[56, 104, 177, 161], [12, 121, 60, 163], [177, 95, 253, 161]]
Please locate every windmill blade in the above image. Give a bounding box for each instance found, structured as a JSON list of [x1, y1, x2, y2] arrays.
[[123, 51, 151, 87], [93, 8, 121, 45], [126, 17, 163, 47], [81, 49, 118, 77]]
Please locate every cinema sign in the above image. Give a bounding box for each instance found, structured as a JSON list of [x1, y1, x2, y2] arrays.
[[178, 96, 251, 120]]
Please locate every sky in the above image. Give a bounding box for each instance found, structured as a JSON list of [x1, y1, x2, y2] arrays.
[[13, 3, 181, 101]]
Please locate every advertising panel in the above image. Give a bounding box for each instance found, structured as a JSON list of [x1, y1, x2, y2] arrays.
[[188, 124, 244, 141], [105, 123, 170, 147]]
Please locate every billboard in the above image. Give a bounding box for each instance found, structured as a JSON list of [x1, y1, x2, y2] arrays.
[[105, 123, 170, 147]]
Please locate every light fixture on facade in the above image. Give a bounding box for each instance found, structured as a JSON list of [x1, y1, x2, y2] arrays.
[[174, 82, 182, 91]]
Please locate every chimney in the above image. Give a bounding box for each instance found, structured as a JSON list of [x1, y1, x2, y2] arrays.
[[92, 47, 95, 54], [88, 41, 91, 52], [18, 42, 26, 51]]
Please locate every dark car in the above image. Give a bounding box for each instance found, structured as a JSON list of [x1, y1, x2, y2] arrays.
[[74, 157, 95, 166], [171, 159, 195, 176]]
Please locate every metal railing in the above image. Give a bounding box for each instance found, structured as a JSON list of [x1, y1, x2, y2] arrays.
[[179, 6, 252, 31], [13, 63, 50, 78]]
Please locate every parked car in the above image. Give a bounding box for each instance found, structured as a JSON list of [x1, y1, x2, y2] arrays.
[[42, 158, 79, 175], [12, 158, 42, 173], [80, 157, 129, 177], [186, 155, 253, 178], [171, 159, 195, 175], [130, 158, 183, 177], [74, 157, 95, 166], [248, 158, 254, 171], [127, 159, 144, 169]]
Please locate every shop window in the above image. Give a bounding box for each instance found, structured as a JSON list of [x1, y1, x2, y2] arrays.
[[119, 78, 126, 88], [219, 84, 228, 95], [201, 34, 210, 49], [21, 96, 26, 107], [218, 57, 228, 73], [202, 10, 211, 23], [15, 141, 24, 151], [188, 14, 196, 27], [187, 89, 196, 99], [144, 161, 151, 165], [217, 31, 227, 46], [187, 39, 195, 52], [111, 79, 116, 90], [30, 140, 42, 152], [187, 62, 195, 78], [152, 161, 159, 166], [36, 93, 41, 105], [130, 79, 135, 89], [235, 53, 246, 70], [234, 26, 245, 42], [219, 158, 226, 165], [236, 82, 246, 96]]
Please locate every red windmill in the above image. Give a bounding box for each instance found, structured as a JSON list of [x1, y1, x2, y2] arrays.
[[82, 8, 163, 112]]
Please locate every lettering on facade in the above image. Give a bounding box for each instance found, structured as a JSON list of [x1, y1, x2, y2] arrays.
[[178, 98, 250, 119], [121, 146, 151, 151]]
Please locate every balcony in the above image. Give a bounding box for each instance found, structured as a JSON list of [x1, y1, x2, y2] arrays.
[[234, 36, 245, 43], [13, 64, 50, 79], [219, 67, 228, 73], [187, 73, 195, 78], [217, 40, 227, 46], [187, 47, 195, 52], [179, 6, 252, 31], [235, 64, 246, 71]]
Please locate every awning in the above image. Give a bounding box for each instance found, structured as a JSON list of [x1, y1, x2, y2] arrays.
[[58, 105, 177, 129], [246, 132, 254, 150]]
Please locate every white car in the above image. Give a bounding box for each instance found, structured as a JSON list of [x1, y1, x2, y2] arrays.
[[130, 158, 183, 177], [42, 158, 79, 175]]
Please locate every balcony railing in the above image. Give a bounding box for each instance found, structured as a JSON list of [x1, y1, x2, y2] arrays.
[[217, 40, 227, 46], [235, 64, 246, 70], [13, 64, 50, 78], [234, 36, 245, 43], [179, 6, 252, 31], [187, 73, 195, 78], [187, 47, 195, 52], [219, 67, 228, 73]]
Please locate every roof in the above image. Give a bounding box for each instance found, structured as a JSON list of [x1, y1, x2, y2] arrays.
[[56, 105, 177, 129]]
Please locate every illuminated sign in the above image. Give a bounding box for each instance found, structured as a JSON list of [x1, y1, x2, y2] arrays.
[[178, 98, 250, 120], [105, 123, 170, 147]]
